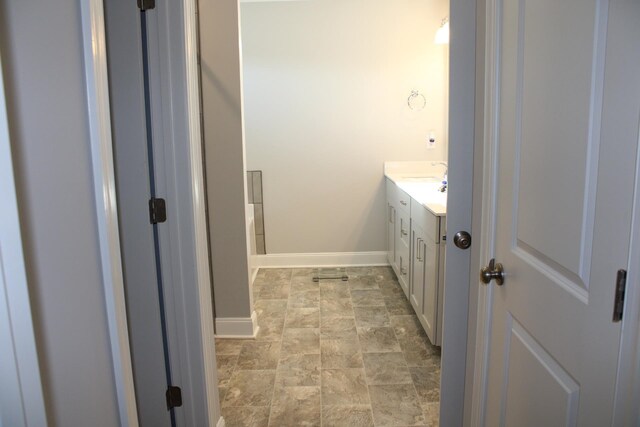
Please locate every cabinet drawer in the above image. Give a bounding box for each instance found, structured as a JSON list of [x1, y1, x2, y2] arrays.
[[411, 200, 440, 242], [396, 187, 411, 213]]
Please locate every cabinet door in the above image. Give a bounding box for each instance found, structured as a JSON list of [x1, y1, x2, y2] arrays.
[[420, 234, 438, 345], [387, 204, 395, 266], [395, 209, 411, 296], [385, 178, 398, 272], [410, 226, 426, 316], [435, 241, 445, 346]]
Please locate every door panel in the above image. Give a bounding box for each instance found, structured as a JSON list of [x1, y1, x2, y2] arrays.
[[422, 232, 438, 344], [515, 0, 601, 290], [484, 0, 640, 425], [410, 228, 425, 315], [502, 317, 579, 427], [387, 179, 398, 270]]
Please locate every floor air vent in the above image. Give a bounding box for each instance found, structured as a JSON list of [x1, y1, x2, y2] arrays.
[[312, 267, 349, 282]]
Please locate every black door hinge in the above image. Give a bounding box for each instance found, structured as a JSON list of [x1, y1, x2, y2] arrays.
[[149, 198, 167, 224], [166, 385, 182, 410], [613, 269, 627, 322], [138, 0, 156, 11]]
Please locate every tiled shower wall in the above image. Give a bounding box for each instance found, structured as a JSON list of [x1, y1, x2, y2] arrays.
[[247, 170, 266, 254]]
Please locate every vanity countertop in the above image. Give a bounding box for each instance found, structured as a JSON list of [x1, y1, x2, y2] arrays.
[[384, 161, 447, 216]]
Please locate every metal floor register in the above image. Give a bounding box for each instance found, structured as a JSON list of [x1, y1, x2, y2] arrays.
[[312, 267, 349, 282]]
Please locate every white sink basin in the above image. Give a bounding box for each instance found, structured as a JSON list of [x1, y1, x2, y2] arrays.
[[395, 179, 447, 216], [383, 162, 448, 216]]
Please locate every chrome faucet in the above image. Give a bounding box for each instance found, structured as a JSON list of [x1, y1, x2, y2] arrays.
[[431, 161, 448, 179], [432, 162, 448, 192]]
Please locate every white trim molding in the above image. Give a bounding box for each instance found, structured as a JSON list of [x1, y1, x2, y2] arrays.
[[254, 251, 389, 268], [612, 74, 640, 426], [468, 0, 501, 423], [182, 0, 220, 422], [251, 266, 259, 285], [80, 1, 138, 426], [215, 311, 260, 338], [612, 115, 640, 426]]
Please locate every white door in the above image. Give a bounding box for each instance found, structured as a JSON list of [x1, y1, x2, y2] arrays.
[[483, 0, 640, 425], [0, 51, 47, 427]]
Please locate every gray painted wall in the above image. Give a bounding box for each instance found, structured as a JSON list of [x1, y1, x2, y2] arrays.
[[0, 1, 120, 426], [241, 0, 449, 254], [199, 0, 253, 319]]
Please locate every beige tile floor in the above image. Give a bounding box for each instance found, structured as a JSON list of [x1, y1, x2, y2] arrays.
[[216, 267, 441, 427]]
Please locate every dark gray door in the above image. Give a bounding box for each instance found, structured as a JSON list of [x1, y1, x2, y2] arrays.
[[104, 1, 174, 426]]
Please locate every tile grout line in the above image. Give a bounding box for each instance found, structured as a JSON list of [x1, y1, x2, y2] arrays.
[[373, 273, 403, 427], [351, 275, 377, 426], [389, 282, 434, 426], [224, 350, 240, 401], [266, 268, 293, 427]]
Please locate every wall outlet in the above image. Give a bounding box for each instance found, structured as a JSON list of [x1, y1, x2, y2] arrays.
[[427, 131, 436, 149]]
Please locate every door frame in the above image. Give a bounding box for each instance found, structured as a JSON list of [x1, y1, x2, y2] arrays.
[[468, 0, 640, 425], [613, 129, 640, 425], [439, 0, 481, 425], [80, 0, 219, 425], [0, 47, 48, 427]]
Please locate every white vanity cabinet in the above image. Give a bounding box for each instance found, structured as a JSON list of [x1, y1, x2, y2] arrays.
[[385, 177, 446, 346], [410, 200, 445, 346]]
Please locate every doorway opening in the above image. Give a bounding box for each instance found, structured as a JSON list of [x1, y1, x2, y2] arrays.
[[214, 0, 453, 424]]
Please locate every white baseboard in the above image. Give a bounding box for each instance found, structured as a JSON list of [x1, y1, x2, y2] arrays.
[[250, 266, 259, 285], [216, 416, 225, 427], [254, 251, 389, 268], [214, 311, 259, 338]]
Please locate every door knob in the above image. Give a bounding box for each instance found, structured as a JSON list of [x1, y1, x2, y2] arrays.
[[453, 231, 472, 249], [480, 258, 505, 286]]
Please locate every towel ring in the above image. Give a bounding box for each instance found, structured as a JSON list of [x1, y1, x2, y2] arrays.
[[407, 90, 426, 111]]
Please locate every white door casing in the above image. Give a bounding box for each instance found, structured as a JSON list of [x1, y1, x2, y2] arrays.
[[479, 0, 640, 426]]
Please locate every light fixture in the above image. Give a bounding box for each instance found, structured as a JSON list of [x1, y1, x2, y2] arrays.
[[434, 18, 449, 45]]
